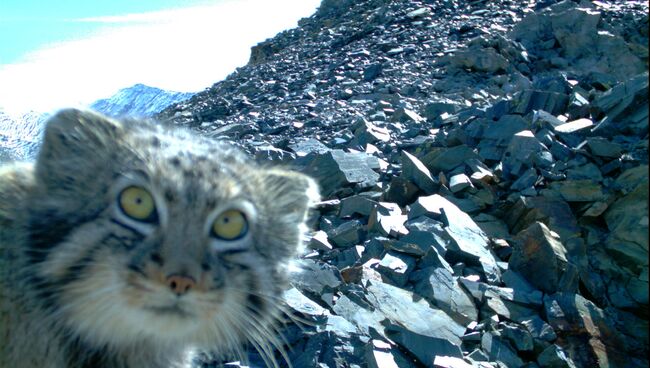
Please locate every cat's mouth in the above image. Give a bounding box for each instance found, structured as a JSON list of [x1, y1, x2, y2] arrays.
[[145, 302, 193, 318]]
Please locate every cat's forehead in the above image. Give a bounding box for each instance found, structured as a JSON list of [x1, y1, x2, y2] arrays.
[[125, 125, 252, 201]]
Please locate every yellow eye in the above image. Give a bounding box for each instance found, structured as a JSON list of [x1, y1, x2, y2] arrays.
[[212, 209, 248, 240], [118, 186, 157, 222]]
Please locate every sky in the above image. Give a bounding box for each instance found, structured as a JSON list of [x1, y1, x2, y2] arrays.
[[0, 0, 321, 114]]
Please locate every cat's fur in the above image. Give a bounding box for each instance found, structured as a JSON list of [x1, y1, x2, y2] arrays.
[[0, 109, 319, 368]]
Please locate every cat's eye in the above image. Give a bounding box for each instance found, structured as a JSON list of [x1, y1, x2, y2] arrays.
[[118, 186, 157, 222], [211, 209, 248, 240]]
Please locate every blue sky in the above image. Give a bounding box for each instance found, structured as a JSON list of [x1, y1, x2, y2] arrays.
[[1, 0, 209, 64], [0, 0, 321, 113]]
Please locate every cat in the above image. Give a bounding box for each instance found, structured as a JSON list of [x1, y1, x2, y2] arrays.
[[0, 108, 319, 368]]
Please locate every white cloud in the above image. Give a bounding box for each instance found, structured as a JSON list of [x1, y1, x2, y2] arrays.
[[0, 0, 320, 114]]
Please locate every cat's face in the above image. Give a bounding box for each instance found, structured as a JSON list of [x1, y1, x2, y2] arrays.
[[26, 109, 318, 356]]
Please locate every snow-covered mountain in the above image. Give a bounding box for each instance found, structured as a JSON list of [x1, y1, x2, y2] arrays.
[[0, 83, 194, 162], [0, 109, 48, 162], [90, 83, 194, 118]]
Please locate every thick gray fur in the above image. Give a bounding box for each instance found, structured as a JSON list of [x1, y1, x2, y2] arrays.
[[0, 109, 319, 368]]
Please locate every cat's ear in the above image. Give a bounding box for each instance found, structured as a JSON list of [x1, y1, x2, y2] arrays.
[[36, 108, 123, 188], [262, 169, 320, 220], [40, 108, 123, 160]]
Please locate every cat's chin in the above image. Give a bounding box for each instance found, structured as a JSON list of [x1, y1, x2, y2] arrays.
[[145, 303, 193, 318]]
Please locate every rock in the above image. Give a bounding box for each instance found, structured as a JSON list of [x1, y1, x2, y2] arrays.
[[554, 118, 594, 134], [551, 6, 601, 60], [548, 180, 606, 202], [501, 323, 534, 352], [377, 251, 416, 287], [309, 230, 334, 251], [384, 176, 420, 206], [543, 292, 630, 367], [354, 120, 391, 145], [450, 47, 510, 73], [333, 281, 466, 365], [339, 194, 378, 217], [591, 72, 649, 136], [511, 90, 569, 116], [565, 163, 603, 182], [533, 110, 565, 130], [423, 195, 501, 283], [502, 270, 539, 295], [502, 130, 549, 178], [302, 149, 380, 197], [423, 99, 463, 122], [365, 339, 414, 368], [433, 355, 473, 368], [473, 213, 510, 240], [510, 222, 578, 294], [283, 287, 329, 319], [510, 168, 539, 192], [288, 138, 331, 156], [520, 315, 557, 343], [584, 137, 622, 158], [363, 63, 383, 82], [291, 260, 343, 297], [603, 172, 649, 272], [483, 293, 537, 322], [466, 158, 495, 183], [406, 7, 430, 18], [483, 114, 531, 143], [328, 219, 365, 248], [511, 3, 646, 81], [252, 144, 294, 162], [481, 332, 524, 368], [506, 196, 580, 242], [420, 145, 479, 173], [466, 349, 490, 363], [485, 285, 543, 307], [392, 108, 424, 124], [401, 151, 438, 194], [336, 245, 365, 268], [366, 282, 465, 348], [368, 202, 408, 237], [400, 227, 449, 261], [536, 344, 577, 368], [385, 323, 464, 366], [385, 238, 428, 257], [448, 173, 473, 193], [411, 266, 479, 325]]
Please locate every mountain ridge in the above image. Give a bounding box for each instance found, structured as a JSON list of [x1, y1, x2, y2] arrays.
[[91, 83, 194, 118]]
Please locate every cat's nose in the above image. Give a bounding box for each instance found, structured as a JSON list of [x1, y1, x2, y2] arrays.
[[166, 274, 196, 296]]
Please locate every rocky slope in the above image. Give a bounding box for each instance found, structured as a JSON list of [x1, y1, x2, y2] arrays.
[[166, 0, 649, 367], [91, 83, 194, 118]]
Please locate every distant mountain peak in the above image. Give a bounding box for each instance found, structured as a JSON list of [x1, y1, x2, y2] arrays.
[[90, 84, 195, 118]]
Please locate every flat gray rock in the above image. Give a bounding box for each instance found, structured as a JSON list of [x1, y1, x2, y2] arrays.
[[377, 251, 416, 287], [303, 149, 380, 197], [366, 281, 466, 345], [481, 332, 524, 368], [412, 266, 478, 325], [401, 150, 437, 194], [417, 194, 501, 283]]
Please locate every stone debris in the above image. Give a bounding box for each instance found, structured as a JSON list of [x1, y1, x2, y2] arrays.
[[510, 222, 578, 294], [152, 0, 649, 366]]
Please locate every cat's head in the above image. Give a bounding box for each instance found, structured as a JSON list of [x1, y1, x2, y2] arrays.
[[26, 109, 319, 359]]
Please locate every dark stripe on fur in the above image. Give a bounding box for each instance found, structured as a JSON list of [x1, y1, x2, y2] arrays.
[[246, 277, 265, 316], [27, 210, 78, 265], [55, 247, 100, 286]]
